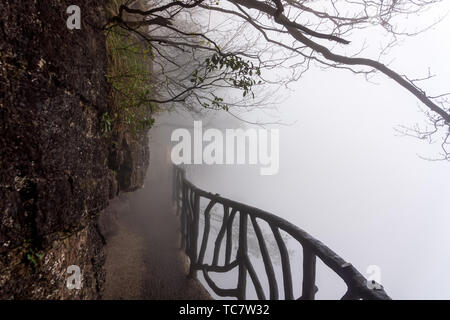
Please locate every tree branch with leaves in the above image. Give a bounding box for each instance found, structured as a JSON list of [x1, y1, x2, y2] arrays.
[[106, 0, 450, 157]]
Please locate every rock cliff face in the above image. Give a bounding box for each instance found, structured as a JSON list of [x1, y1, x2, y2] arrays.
[[0, 0, 149, 299]]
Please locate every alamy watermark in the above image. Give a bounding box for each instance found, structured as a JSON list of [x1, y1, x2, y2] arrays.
[[171, 121, 279, 175], [66, 265, 82, 290]]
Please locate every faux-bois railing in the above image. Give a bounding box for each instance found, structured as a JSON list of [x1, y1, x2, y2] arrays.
[[173, 166, 390, 300]]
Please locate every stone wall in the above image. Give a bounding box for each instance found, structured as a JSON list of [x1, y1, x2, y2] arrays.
[[0, 0, 149, 299]]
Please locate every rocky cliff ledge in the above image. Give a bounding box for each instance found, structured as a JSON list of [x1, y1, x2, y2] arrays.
[[0, 0, 149, 299]]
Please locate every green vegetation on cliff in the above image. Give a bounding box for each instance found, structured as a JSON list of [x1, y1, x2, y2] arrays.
[[104, 0, 156, 136]]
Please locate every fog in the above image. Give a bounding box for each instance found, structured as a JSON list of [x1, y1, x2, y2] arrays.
[[138, 3, 450, 300]]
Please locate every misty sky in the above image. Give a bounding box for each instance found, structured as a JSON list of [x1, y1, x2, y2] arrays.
[[151, 2, 450, 299]]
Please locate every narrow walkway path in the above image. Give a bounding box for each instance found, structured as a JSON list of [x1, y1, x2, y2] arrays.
[[102, 136, 211, 300]]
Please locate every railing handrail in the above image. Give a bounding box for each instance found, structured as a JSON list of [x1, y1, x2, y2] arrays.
[[174, 165, 391, 300]]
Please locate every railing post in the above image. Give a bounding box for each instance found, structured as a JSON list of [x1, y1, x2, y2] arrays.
[[301, 246, 317, 300], [237, 212, 248, 300], [188, 192, 200, 279], [175, 167, 185, 215], [180, 182, 187, 250], [172, 165, 390, 300]]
